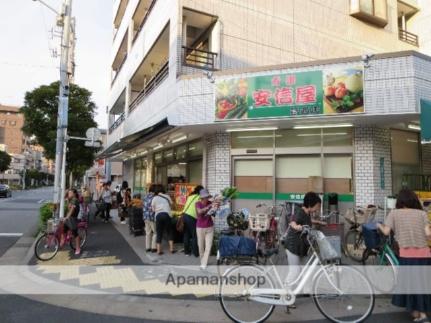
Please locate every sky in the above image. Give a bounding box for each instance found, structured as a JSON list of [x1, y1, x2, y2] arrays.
[[0, 0, 113, 128]]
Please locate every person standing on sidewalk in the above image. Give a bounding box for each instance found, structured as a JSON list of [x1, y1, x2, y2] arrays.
[[61, 189, 81, 255], [118, 181, 129, 224], [99, 183, 113, 223], [143, 184, 157, 253], [196, 189, 219, 270], [377, 189, 431, 323], [284, 192, 322, 285], [182, 185, 203, 257], [151, 185, 176, 255]]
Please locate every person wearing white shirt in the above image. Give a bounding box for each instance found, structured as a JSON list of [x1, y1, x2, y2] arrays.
[[151, 185, 176, 255]]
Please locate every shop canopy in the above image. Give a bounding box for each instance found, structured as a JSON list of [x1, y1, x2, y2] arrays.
[[97, 118, 173, 159], [421, 99, 431, 144]]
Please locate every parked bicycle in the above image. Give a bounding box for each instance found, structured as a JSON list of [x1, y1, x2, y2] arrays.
[[34, 216, 88, 261], [219, 225, 375, 323], [343, 206, 379, 262], [361, 223, 399, 294]]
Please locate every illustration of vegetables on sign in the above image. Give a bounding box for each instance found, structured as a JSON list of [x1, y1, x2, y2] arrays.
[[323, 67, 364, 114], [215, 79, 249, 120]]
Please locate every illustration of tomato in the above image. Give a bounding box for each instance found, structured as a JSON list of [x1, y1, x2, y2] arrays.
[[216, 99, 236, 119]]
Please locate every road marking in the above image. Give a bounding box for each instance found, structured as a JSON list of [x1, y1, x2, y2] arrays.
[[38, 199, 45, 204], [0, 233, 23, 237]]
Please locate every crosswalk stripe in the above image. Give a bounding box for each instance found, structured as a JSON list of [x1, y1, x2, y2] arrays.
[[0, 233, 23, 237]]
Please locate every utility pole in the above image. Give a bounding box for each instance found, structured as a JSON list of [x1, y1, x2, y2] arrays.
[[52, 0, 74, 216]]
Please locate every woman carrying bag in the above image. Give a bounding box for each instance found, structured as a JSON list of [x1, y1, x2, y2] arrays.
[[182, 185, 204, 257]]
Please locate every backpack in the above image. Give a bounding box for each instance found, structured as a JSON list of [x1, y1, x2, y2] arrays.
[[117, 190, 123, 204]]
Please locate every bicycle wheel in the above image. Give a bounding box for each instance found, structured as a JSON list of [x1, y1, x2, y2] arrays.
[[34, 233, 59, 261], [313, 266, 375, 323], [362, 249, 397, 294], [344, 230, 365, 262], [219, 265, 275, 323], [70, 228, 87, 250]]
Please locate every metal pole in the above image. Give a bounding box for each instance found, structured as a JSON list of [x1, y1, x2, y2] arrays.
[[59, 137, 67, 219], [53, 0, 73, 209]]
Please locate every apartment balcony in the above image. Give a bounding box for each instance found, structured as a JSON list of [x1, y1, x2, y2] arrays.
[[399, 29, 419, 46], [129, 23, 169, 113], [132, 0, 157, 44], [350, 0, 388, 27], [182, 46, 218, 71], [109, 112, 125, 134], [111, 33, 128, 86], [129, 60, 169, 112], [113, 0, 129, 40], [109, 89, 126, 134], [180, 8, 219, 73]]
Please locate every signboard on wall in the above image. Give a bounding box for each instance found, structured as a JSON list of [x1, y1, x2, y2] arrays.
[[215, 66, 364, 120], [420, 99, 431, 144], [174, 183, 195, 210]]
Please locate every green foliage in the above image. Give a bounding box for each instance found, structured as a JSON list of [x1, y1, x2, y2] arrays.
[[221, 187, 239, 200], [39, 202, 54, 231], [0, 150, 11, 172], [20, 81, 99, 176]]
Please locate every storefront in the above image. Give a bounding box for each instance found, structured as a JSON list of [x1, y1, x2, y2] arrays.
[[230, 128, 354, 212], [104, 51, 431, 215]]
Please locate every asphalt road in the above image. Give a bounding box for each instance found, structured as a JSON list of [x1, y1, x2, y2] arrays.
[[0, 187, 52, 257]]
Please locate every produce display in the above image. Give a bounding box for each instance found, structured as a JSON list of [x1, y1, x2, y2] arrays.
[[215, 79, 249, 120], [221, 187, 239, 201], [323, 69, 364, 113]]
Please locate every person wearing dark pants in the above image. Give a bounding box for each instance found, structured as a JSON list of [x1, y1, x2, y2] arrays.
[[183, 214, 198, 257], [155, 212, 173, 254], [182, 185, 203, 257], [99, 183, 113, 223], [152, 185, 175, 255]]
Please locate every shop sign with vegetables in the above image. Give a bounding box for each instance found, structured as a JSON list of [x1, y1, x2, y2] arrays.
[[215, 66, 364, 120]]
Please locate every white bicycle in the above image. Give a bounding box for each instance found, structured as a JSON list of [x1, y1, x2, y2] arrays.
[[219, 226, 375, 323]]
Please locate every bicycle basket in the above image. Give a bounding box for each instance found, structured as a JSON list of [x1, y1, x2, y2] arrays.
[[249, 213, 270, 231], [313, 231, 339, 261], [46, 219, 55, 233], [362, 222, 381, 249]]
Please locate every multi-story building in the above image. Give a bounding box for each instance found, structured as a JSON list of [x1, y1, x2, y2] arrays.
[[103, 0, 431, 212], [0, 104, 25, 155], [0, 104, 54, 185]]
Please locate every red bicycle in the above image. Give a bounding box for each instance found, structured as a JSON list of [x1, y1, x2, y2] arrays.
[[34, 217, 88, 261]]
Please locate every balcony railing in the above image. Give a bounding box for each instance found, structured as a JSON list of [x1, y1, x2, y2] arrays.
[[399, 29, 419, 46], [111, 54, 128, 86], [182, 46, 218, 71], [132, 0, 157, 44], [109, 112, 125, 134], [129, 60, 169, 112]]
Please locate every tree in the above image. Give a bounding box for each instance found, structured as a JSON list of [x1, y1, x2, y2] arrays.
[[21, 82, 99, 179], [0, 151, 11, 173]]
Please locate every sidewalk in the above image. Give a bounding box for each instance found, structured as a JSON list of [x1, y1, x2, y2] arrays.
[[28, 214, 143, 266], [110, 209, 207, 266]]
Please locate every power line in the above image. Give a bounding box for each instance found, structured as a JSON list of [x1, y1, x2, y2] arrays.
[[0, 61, 58, 70]]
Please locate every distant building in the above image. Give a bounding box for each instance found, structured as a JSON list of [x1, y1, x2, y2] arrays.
[[0, 104, 54, 186]]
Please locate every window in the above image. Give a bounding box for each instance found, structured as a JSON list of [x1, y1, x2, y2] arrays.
[[231, 131, 273, 149], [391, 130, 420, 193], [9, 121, 16, 126], [350, 0, 388, 27], [276, 129, 321, 148]]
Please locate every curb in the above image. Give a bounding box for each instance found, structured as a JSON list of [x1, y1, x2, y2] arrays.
[[0, 222, 39, 265]]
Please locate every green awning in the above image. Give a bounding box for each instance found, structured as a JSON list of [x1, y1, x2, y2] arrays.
[[420, 99, 431, 144]]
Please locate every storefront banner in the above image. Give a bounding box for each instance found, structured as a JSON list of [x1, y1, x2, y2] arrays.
[[174, 184, 195, 210], [215, 66, 364, 120], [420, 99, 431, 143]]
